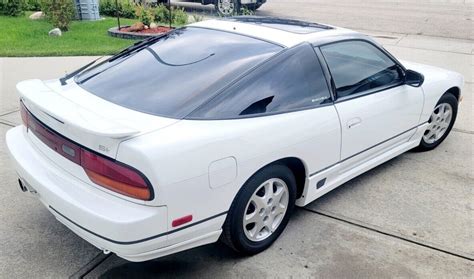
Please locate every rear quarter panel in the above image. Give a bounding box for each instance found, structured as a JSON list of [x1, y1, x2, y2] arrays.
[[116, 106, 341, 235]]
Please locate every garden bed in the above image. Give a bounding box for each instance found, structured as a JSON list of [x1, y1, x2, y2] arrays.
[[108, 25, 172, 39]]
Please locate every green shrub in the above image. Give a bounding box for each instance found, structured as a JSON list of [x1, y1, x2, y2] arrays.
[[99, 0, 136, 19], [172, 7, 187, 25], [154, 3, 170, 23], [41, 0, 75, 31], [135, 4, 153, 26], [0, 0, 24, 16], [239, 6, 254, 16], [23, 0, 41, 11], [119, 0, 135, 18], [154, 4, 187, 25], [99, 0, 115, 16]]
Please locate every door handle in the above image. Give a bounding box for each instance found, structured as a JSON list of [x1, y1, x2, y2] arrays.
[[347, 117, 362, 129]]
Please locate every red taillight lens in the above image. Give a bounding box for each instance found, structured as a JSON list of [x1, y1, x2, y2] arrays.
[[29, 115, 82, 165], [81, 149, 151, 200], [20, 101, 29, 126], [21, 100, 153, 201]]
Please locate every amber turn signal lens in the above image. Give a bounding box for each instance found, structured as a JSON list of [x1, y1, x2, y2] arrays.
[[84, 169, 151, 200], [81, 149, 152, 201]]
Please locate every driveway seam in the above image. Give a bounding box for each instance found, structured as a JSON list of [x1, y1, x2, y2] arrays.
[[0, 120, 15, 128], [70, 252, 112, 279], [301, 208, 474, 261], [452, 128, 474, 135], [0, 109, 19, 117], [384, 44, 474, 55], [346, 26, 474, 43]]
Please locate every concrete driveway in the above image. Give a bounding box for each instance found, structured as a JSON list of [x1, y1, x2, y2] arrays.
[[0, 2, 473, 278], [177, 0, 474, 40]]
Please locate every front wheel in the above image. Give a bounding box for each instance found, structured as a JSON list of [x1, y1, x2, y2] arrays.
[[221, 164, 296, 254], [215, 0, 240, 16], [415, 92, 458, 151]]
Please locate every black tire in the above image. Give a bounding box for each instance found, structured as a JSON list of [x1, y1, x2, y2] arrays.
[[221, 164, 296, 254], [244, 3, 262, 10], [415, 92, 458, 151], [215, 0, 240, 16]]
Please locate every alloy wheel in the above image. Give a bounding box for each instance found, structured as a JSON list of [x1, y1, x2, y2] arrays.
[[217, 0, 235, 16], [243, 178, 289, 242], [423, 103, 453, 144]]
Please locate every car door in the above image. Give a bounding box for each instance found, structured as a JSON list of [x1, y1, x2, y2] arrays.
[[319, 40, 424, 162]]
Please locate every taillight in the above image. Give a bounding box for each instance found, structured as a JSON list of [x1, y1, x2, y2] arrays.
[[20, 101, 29, 126], [20, 100, 153, 201], [81, 149, 152, 200]]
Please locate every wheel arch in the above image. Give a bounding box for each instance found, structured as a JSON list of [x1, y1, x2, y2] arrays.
[[242, 157, 308, 200], [272, 157, 307, 199], [446, 86, 461, 101]]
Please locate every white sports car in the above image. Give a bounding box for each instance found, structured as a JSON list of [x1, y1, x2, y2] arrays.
[[6, 17, 464, 262]]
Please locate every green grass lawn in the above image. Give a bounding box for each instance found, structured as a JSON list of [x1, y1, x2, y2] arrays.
[[0, 14, 138, 57]]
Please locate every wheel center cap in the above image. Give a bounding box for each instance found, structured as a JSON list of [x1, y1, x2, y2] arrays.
[[222, 0, 231, 7]]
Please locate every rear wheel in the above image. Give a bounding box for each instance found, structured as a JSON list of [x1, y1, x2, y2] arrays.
[[415, 92, 458, 151], [221, 164, 296, 254], [215, 0, 240, 16]]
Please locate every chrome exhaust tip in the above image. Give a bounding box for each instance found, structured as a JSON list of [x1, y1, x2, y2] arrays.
[[18, 179, 28, 192]]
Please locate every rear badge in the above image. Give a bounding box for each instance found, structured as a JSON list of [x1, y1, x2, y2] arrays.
[[99, 145, 110, 153]]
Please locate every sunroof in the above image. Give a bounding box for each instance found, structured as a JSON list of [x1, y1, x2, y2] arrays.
[[227, 16, 333, 34]]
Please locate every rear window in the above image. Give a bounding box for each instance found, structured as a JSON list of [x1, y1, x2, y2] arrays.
[[75, 27, 282, 118]]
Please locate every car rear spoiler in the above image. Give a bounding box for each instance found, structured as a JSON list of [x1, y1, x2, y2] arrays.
[[16, 79, 140, 139]]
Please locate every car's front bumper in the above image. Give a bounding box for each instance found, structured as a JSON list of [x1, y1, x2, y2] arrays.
[[5, 126, 221, 261]]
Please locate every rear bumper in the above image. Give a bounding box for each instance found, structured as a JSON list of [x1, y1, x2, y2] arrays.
[[5, 126, 221, 261]]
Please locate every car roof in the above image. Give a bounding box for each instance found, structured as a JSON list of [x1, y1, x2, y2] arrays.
[[189, 16, 362, 48]]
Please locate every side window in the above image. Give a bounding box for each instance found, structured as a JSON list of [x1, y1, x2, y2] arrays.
[[188, 43, 332, 119], [320, 41, 403, 98]]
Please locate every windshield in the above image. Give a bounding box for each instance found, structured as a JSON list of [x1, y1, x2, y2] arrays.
[[75, 27, 282, 118]]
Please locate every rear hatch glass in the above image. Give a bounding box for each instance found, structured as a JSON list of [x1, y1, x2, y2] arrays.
[[75, 27, 282, 119]]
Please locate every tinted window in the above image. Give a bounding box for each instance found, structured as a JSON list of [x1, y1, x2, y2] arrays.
[[75, 27, 282, 118], [189, 43, 332, 119], [320, 41, 403, 98]]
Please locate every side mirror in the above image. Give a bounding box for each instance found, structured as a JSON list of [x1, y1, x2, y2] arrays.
[[405, 70, 424, 87]]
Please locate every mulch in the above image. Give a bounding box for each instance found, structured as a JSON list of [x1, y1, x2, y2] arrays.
[[120, 26, 173, 34]]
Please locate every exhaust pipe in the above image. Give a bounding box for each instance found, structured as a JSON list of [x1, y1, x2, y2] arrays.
[[18, 179, 28, 192]]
